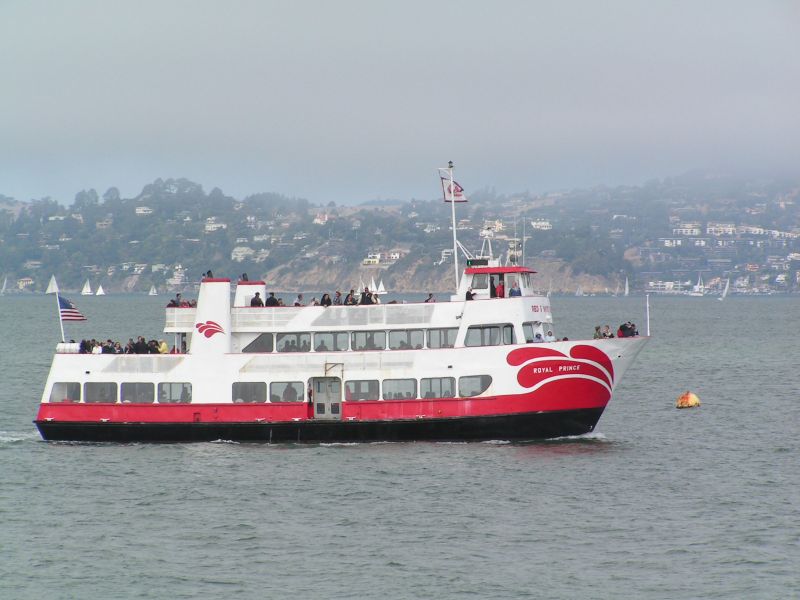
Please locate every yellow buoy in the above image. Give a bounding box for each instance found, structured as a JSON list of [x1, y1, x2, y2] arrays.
[[676, 391, 700, 409]]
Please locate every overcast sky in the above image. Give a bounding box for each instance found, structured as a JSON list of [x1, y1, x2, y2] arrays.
[[1, 0, 799, 204]]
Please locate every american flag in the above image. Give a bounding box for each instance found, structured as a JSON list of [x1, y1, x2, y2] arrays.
[[58, 294, 87, 321]]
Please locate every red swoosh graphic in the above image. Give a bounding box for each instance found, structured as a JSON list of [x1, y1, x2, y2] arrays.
[[569, 345, 614, 382], [516, 359, 612, 390], [195, 321, 224, 338]]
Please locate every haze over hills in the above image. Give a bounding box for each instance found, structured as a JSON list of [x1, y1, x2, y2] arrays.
[[1, 171, 799, 295]]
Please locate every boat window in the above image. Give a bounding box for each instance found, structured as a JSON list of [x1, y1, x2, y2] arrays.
[[351, 330, 386, 351], [121, 382, 154, 403], [242, 333, 274, 353], [49, 382, 80, 403], [382, 378, 417, 400], [459, 375, 492, 397], [420, 377, 456, 399], [522, 321, 542, 343], [159, 383, 192, 404], [471, 273, 489, 290], [427, 328, 457, 349], [84, 382, 117, 403], [314, 332, 348, 352], [345, 379, 379, 401], [465, 325, 500, 346], [388, 329, 424, 350], [465, 324, 515, 346], [232, 382, 267, 403], [270, 381, 304, 403], [276, 332, 311, 353]]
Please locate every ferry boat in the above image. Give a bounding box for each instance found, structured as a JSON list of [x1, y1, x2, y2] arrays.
[[34, 265, 648, 443], [34, 165, 648, 443]]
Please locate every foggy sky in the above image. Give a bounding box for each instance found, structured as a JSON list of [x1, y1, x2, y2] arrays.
[[1, 0, 799, 205]]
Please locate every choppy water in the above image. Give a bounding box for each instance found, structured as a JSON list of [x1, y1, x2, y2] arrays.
[[1, 294, 797, 599]]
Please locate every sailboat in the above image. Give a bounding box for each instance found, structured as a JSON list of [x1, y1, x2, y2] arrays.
[[688, 273, 705, 297], [546, 279, 552, 298], [718, 278, 730, 302], [81, 280, 92, 295], [376, 279, 387, 295], [624, 277, 630, 297], [0, 276, 7, 296], [148, 285, 158, 296], [95, 284, 106, 296], [575, 285, 585, 297], [369, 276, 378, 293]]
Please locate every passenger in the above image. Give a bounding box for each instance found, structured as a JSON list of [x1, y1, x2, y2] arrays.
[[490, 278, 497, 298], [533, 333, 544, 343], [316, 340, 329, 351], [360, 288, 374, 305], [333, 291, 343, 305], [424, 293, 435, 303], [320, 293, 332, 307], [495, 280, 505, 298], [250, 292, 264, 307], [205, 270, 213, 278], [158, 339, 169, 354], [282, 385, 298, 402], [265, 292, 280, 306], [465, 288, 475, 301], [593, 325, 602, 339], [277, 298, 285, 306], [294, 293, 304, 307], [508, 281, 522, 296], [344, 289, 357, 305], [602, 325, 613, 338], [310, 297, 320, 306], [241, 273, 248, 281]]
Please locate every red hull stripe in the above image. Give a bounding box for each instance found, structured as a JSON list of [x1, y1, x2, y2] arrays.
[[36, 386, 609, 424]]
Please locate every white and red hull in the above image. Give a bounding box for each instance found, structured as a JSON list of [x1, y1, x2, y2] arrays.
[[35, 336, 648, 443]]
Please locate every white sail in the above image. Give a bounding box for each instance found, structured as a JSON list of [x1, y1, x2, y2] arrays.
[[377, 279, 386, 295], [0, 276, 6, 295], [81, 280, 92, 295], [148, 285, 158, 296], [45, 275, 59, 294], [575, 285, 584, 297], [369, 276, 377, 292], [546, 279, 552, 298], [718, 278, 730, 301], [624, 277, 629, 297], [95, 284, 105, 296], [613, 283, 619, 297]]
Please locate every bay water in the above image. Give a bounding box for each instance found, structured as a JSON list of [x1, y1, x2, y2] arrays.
[[1, 293, 797, 598]]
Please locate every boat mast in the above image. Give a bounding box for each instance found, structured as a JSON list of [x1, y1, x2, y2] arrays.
[[448, 161, 459, 290]]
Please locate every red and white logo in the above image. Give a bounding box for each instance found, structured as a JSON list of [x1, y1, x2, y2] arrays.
[[507, 345, 615, 401], [195, 321, 225, 338]]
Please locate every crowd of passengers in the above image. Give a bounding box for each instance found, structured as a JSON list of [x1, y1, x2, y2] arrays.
[[78, 336, 186, 354], [592, 322, 639, 339], [166, 271, 527, 309]]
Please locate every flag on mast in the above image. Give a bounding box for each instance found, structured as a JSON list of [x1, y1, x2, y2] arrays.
[[58, 295, 87, 321], [438, 172, 467, 202]]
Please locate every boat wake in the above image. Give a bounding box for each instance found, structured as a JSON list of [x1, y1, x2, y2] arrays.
[[0, 430, 41, 444]]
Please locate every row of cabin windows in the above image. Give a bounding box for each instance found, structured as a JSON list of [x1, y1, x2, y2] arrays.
[[233, 375, 492, 403], [48, 376, 492, 404], [242, 325, 517, 353], [49, 382, 191, 404]]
